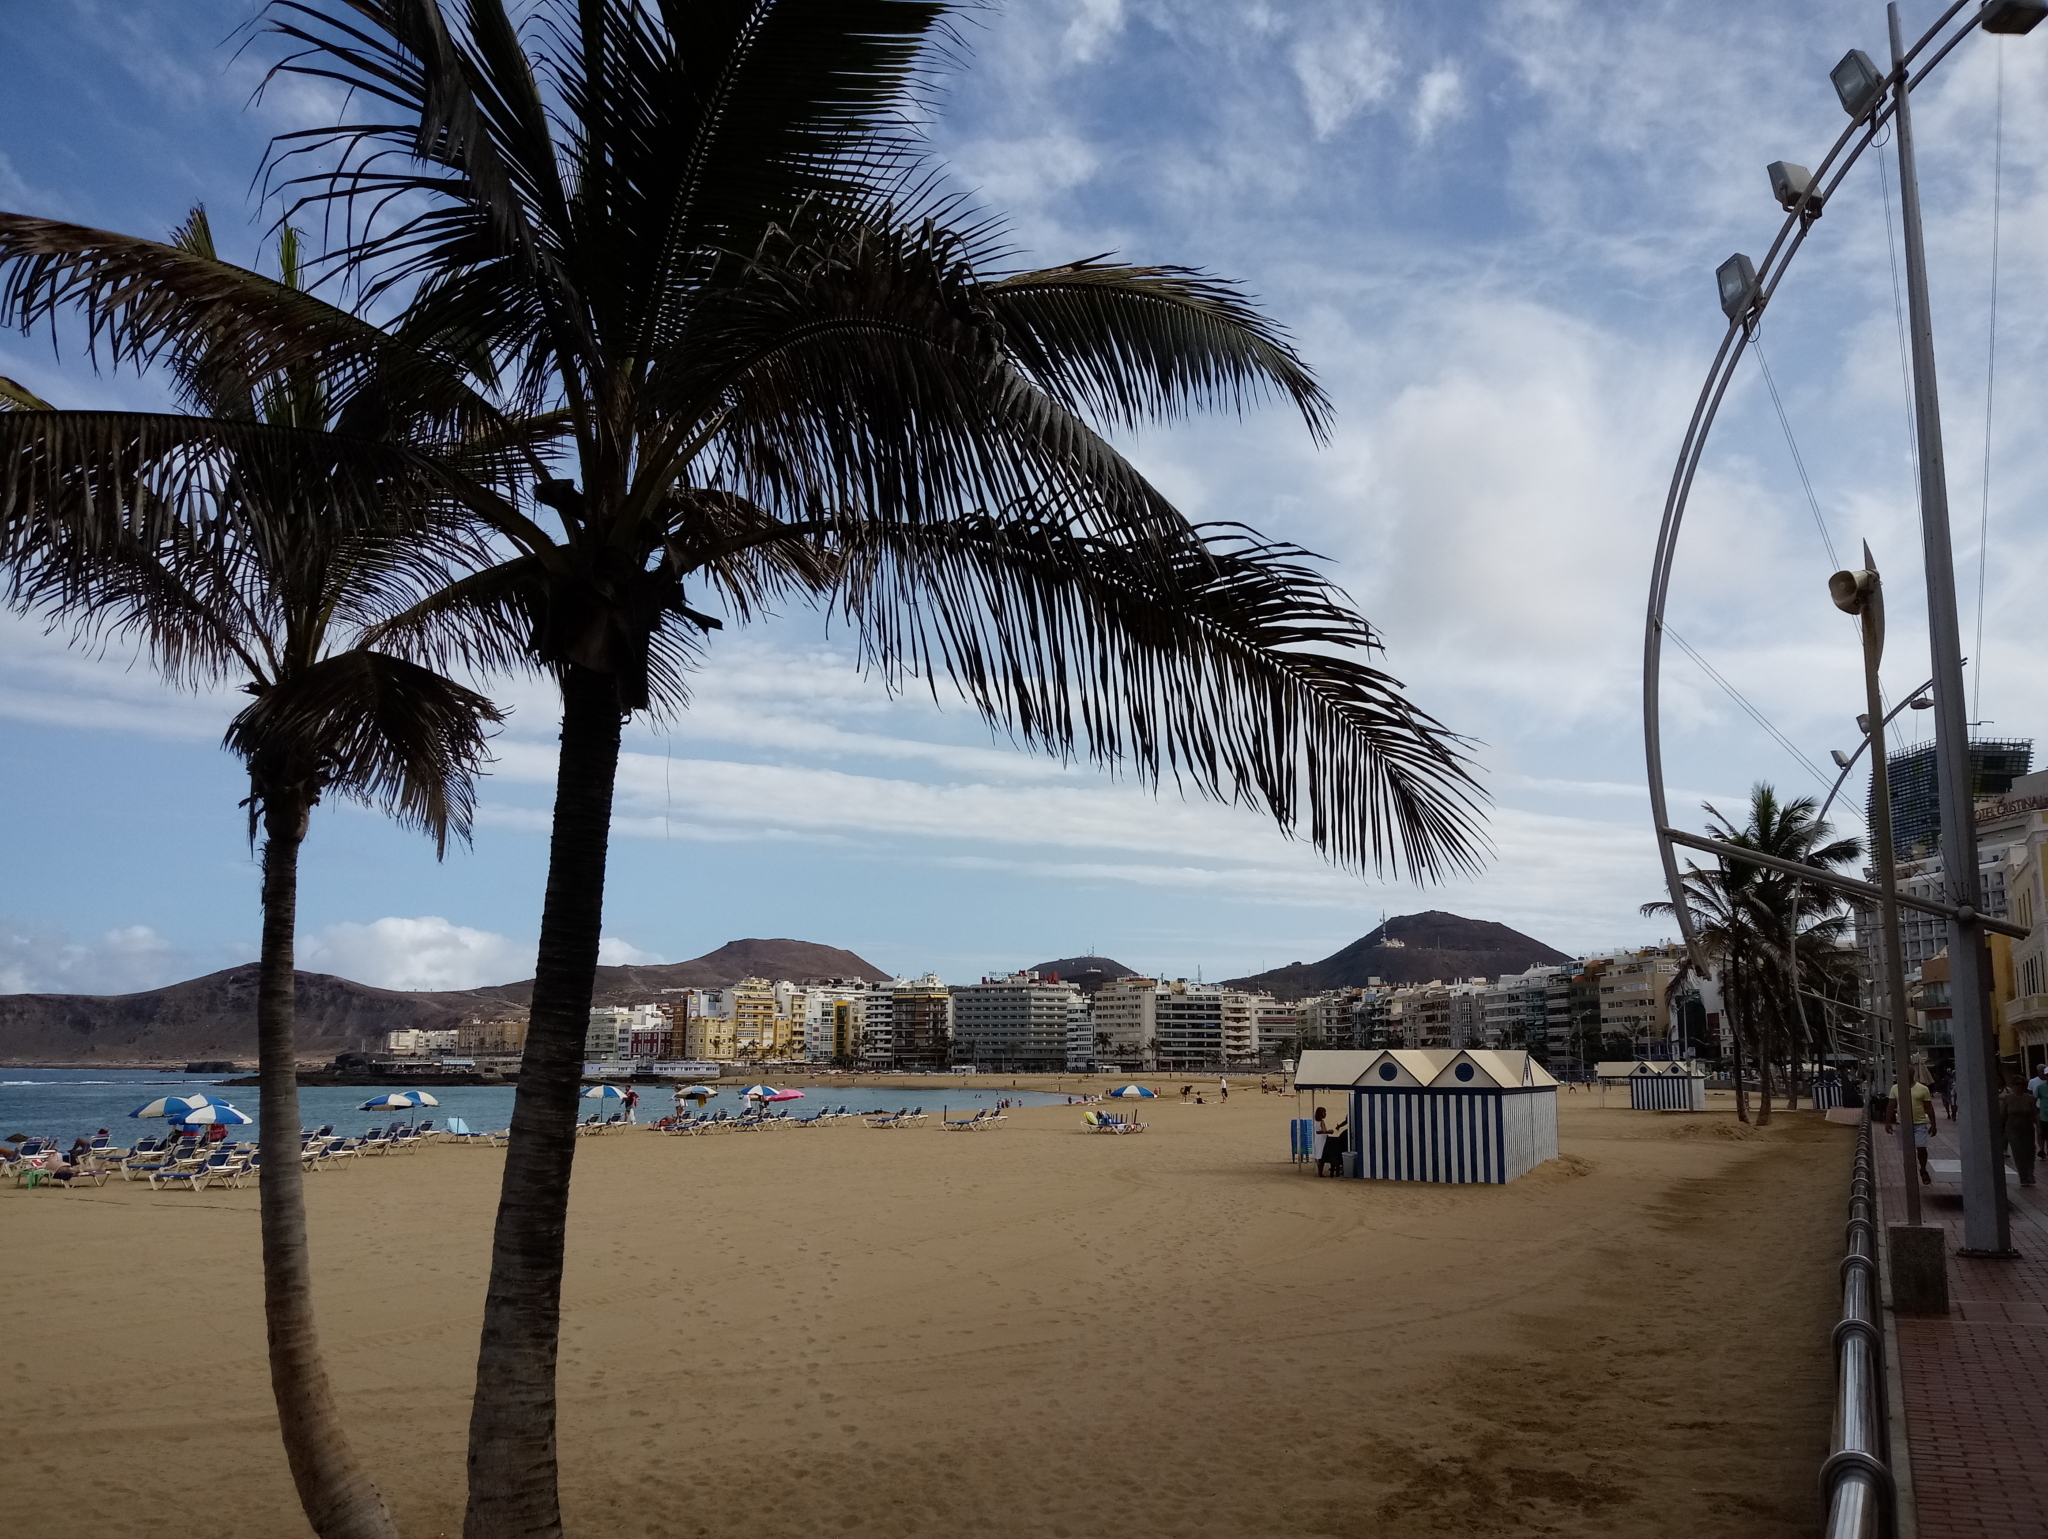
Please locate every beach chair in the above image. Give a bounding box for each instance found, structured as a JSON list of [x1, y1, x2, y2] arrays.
[[86, 1133, 127, 1162], [151, 1150, 234, 1190], [939, 1112, 979, 1131]]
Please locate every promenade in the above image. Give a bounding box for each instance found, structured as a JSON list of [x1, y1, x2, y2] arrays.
[[1878, 1117, 2048, 1538]]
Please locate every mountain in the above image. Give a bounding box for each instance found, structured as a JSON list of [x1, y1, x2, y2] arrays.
[[1220, 912, 1573, 1000], [1025, 955, 1138, 996], [0, 937, 890, 1064]]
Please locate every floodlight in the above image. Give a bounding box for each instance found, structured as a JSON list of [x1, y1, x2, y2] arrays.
[[1981, 0, 2048, 35], [1768, 161, 1822, 215], [1910, 695, 1934, 709], [1857, 713, 1873, 735], [1830, 567, 1876, 615], [1716, 253, 1758, 320], [1831, 50, 1886, 121], [1831, 749, 1854, 769]]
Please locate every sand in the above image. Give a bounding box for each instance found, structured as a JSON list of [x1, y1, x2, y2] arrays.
[[0, 1088, 1850, 1538]]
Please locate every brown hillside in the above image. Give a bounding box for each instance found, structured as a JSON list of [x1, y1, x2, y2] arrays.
[[0, 937, 890, 1064], [1221, 911, 1573, 1000]]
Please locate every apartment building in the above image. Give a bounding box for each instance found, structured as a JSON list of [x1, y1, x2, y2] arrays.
[[950, 971, 1080, 1071], [884, 974, 952, 1070], [1088, 977, 1264, 1071], [456, 1019, 528, 1056], [384, 1028, 459, 1056], [803, 981, 872, 1066], [584, 1003, 665, 1061]]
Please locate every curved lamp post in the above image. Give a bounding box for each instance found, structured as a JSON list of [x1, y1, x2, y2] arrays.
[[1643, 0, 2039, 1263]]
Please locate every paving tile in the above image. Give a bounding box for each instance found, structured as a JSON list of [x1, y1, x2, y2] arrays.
[[1877, 1119, 2048, 1538]]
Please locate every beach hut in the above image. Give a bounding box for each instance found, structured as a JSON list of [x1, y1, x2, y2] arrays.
[[1293, 1049, 1558, 1185], [1595, 1059, 1707, 1111]]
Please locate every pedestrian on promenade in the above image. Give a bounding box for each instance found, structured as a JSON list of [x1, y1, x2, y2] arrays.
[[2034, 1068, 2048, 1159], [2000, 1076, 2038, 1187], [1934, 1063, 1957, 1121], [1885, 1069, 1938, 1185]]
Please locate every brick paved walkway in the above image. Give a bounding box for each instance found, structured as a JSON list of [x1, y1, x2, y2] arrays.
[[1877, 1117, 2048, 1538]]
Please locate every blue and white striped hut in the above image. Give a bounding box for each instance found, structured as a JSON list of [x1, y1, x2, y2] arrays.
[[1294, 1049, 1559, 1185], [1597, 1059, 1708, 1111]]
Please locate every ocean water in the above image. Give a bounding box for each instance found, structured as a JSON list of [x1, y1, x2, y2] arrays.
[[0, 1069, 1084, 1150]]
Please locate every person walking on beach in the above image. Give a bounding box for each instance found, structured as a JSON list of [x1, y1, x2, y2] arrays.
[[622, 1086, 640, 1124], [1885, 1068, 1938, 1185], [1218, 1077, 1229, 1101], [2000, 1075, 2038, 1187]]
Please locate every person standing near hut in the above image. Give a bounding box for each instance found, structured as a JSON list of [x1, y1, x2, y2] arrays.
[[1885, 1069, 1938, 1186], [1313, 1105, 1348, 1178]]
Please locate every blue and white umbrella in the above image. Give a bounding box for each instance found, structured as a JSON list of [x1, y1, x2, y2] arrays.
[[176, 1103, 253, 1126], [407, 1090, 441, 1107], [678, 1085, 717, 1100], [739, 1085, 777, 1099], [1109, 1084, 1158, 1099], [360, 1092, 422, 1111], [129, 1092, 232, 1120], [582, 1084, 627, 1100]]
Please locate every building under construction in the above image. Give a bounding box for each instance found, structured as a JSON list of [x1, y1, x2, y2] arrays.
[[1877, 737, 2033, 859]]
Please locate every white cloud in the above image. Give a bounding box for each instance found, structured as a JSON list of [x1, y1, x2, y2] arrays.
[[295, 916, 663, 991], [1411, 65, 1464, 143], [299, 917, 529, 992], [1291, 15, 1399, 139], [1061, 0, 1125, 64], [0, 920, 186, 995], [598, 937, 667, 967]]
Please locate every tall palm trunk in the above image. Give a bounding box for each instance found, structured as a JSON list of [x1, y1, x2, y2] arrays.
[[258, 793, 402, 1539], [466, 666, 623, 1539], [1727, 966, 1751, 1124], [1753, 976, 1774, 1128]]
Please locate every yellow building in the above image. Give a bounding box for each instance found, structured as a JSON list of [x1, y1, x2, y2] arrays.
[[457, 1019, 529, 1055]]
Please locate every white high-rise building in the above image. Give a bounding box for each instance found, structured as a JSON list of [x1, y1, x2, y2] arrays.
[[950, 971, 1080, 1071]]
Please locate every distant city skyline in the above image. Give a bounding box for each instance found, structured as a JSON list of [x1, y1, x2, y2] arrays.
[[3, 1, 2044, 996]]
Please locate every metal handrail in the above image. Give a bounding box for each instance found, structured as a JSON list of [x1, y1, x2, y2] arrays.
[[1823, 1111, 1893, 1537]]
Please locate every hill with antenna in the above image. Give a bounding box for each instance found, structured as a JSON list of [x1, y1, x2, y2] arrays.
[[1220, 912, 1571, 1000], [1024, 955, 1137, 996]]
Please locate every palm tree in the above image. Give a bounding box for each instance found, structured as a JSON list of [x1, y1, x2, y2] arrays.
[[1646, 783, 1859, 1125], [12, 7, 1486, 1533], [0, 212, 506, 1539]]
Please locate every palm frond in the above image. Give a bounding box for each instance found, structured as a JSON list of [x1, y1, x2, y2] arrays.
[[984, 259, 1331, 439], [0, 374, 55, 412], [0, 213, 500, 435], [227, 648, 503, 855], [819, 513, 1485, 881]]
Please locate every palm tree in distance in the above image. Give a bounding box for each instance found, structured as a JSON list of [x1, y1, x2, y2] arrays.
[[0, 210, 506, 1539], [11, 6, 1486, 1535], [1646, 784, 1859, 1125]]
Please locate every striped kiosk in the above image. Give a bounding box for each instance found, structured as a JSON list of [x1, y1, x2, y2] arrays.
[[1625, 1060, 1707, 1111], [1294, 1050, 1559, 1185]]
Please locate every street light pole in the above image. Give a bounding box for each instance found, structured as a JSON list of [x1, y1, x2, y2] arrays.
[[1887, 3, 2012, 1255], [1831, 558, 1922, 1226]]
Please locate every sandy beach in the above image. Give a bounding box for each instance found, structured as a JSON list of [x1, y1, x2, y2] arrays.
[[0, 1089, 1848, 1538]]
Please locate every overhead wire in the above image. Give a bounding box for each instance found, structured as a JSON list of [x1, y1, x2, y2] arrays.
[[1663, 623, 1858, 813], [1751, 334, 1840, 570]]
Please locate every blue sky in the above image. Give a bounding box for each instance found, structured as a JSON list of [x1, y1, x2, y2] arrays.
[[3, 1, 2045, 994]]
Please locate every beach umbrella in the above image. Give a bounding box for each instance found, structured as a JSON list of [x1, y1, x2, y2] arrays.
[[176, 1104, 253, 1126], [407, 1091, 441, 1107], [765, 1089, 805, 1102], [678, 1086, 716, 1100], [1109, 1084, 1158, 1099], [739, 1085, 776, 1098], [359, 1092, 422, 1111], [582, 1085, 627, 1099], [129, 1092, 232, 1120], [444, 1117, 471, 1136]]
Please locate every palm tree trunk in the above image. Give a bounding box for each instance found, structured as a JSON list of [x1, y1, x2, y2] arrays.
[[1728, 981, 1751, 1125], [466, 665, 623, 1539], [258, 792, 401, 1539], [1755, 998, 1774, 1127]]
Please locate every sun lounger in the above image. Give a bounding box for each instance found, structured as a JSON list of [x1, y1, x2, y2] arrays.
[[151, 1150, 236, 1190]]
